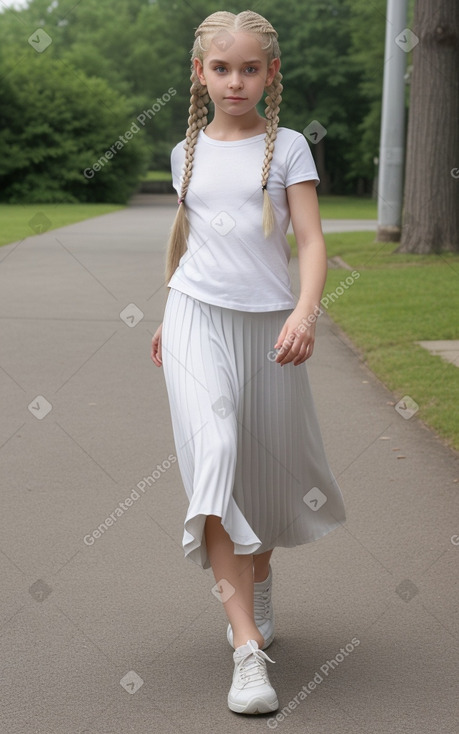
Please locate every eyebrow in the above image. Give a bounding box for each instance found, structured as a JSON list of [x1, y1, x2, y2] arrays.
[[208, 59, 263, 65]]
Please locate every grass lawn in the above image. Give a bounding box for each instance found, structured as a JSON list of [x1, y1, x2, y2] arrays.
[[317, 195, 377, 219], [288, 230, 459, 451], [0, 203, 125, 248], [142, 170, 172, 182]]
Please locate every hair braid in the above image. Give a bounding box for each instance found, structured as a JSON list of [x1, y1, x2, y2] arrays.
[[261, 71, 283, 235], [164, 75, 209, 283], [181, 77, 209, 202]]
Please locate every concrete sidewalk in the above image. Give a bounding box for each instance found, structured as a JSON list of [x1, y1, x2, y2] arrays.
[[0, 198, 457, 734]]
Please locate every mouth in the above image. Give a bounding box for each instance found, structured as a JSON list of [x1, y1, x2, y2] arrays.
[[225, 97, 247, 101]]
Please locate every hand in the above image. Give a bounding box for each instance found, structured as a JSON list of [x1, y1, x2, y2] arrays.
[[274, 307, 317, 366], [151, 323, 163, 367]]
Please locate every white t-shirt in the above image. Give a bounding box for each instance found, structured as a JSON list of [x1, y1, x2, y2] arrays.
[[167, 127, 319, 312]]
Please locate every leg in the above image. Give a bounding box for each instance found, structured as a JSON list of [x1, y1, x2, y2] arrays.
[[205, 515, 264, 649], [253, 549, 274, 583]]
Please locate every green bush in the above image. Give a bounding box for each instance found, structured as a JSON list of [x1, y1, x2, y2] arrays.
[[0, 57, 148, 203]]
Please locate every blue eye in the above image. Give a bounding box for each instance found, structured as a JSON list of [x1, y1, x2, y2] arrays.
[[245, 66, 258, 73]]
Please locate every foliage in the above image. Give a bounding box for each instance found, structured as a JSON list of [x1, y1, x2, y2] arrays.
[[0, 0, 397, 201], [0, 56, 148, 203]]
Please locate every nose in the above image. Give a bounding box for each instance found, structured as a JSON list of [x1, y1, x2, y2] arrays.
[[228, 72, 243, 89]]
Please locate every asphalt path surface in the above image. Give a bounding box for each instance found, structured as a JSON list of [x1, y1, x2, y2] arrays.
[[0, 197, 457, 733]]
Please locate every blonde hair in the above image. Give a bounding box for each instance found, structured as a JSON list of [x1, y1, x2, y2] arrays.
[[165, 10, 283, 283]]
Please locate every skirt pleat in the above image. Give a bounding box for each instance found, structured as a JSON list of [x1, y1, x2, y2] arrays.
[[162, 287, 346, 569]]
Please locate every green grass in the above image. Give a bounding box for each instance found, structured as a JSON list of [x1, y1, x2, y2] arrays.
[[317, 196, 377, 219], [289, 231, 459, 451], [142, 170, 172, 182], [0, 203, 125, 247]]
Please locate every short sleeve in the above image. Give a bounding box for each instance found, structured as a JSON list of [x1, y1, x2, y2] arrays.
[[284, 134, 320, 188], [170, 141, 185, 196]]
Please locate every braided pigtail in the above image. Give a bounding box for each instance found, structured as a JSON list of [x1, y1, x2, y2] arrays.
[[164, 74, 209, 284], [262, 71, 283, 236]]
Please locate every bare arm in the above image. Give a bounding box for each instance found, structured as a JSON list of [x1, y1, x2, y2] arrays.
[[274, 180, 327, 366]]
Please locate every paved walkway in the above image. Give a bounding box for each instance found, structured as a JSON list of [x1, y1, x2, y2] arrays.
[[0, 198, 457, 734], [417, 340, 459, 368]]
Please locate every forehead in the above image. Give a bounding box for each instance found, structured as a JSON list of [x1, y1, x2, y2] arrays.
[[204, 31, 266, 63]]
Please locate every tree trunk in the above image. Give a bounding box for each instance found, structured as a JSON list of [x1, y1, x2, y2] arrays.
[[314, 137, 331, 195], [398, 0, 459, 253]]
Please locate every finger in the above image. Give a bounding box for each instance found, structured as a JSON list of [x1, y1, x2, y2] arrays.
[[299, 339, 315, 364], [275, 331, 297, 362], [281, 333, 313, 366], [274, 323, 288, 350], [151, 337, 162, 367], [157, 336, 162, 365], [277, 337, 301, 365], [281, 327, 304, 356], [293, 343, 309, 366]]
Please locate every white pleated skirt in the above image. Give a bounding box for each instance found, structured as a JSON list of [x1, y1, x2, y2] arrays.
[[162, 287, 346, 570]]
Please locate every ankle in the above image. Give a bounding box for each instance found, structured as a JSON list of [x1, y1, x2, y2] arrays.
[[233, 630, 265, 650], [253, 565, 270, 584]]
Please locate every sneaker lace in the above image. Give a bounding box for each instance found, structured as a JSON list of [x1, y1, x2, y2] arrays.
[[253, 587, 271, 619], [239, 640, 275, 684]]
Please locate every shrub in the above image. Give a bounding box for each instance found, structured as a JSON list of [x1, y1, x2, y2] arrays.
[[0, 57, 148, 203]]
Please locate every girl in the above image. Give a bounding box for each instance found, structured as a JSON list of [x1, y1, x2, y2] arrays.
[[151, 9, 346, 716]]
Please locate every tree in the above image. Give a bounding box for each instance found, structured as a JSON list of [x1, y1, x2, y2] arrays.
[[244, 0, 368, 194], [345, 0, 386, 189], [0, 58, 148, 203], [0, 0, 388, 198], [399, 0, 459, 253]]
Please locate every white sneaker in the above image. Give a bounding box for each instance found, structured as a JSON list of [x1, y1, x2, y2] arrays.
[[227, 565, 275, 650], [227, 639, 278, 714]]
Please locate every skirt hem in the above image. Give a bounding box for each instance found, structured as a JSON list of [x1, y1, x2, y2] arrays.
[[183, 514, 346, 570]]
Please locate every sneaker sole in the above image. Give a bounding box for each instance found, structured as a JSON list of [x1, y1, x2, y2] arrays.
[[228, 694, 279, 714]]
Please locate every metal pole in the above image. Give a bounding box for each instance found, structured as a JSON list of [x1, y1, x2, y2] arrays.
[[377, 0, 409, 242]]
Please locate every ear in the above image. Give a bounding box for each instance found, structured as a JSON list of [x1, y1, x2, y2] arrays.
[[193, 57, 206, 86], [265, 57, 281, 88]]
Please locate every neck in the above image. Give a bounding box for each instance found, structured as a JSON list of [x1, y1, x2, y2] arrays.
[[204, 109, 267, 140]]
